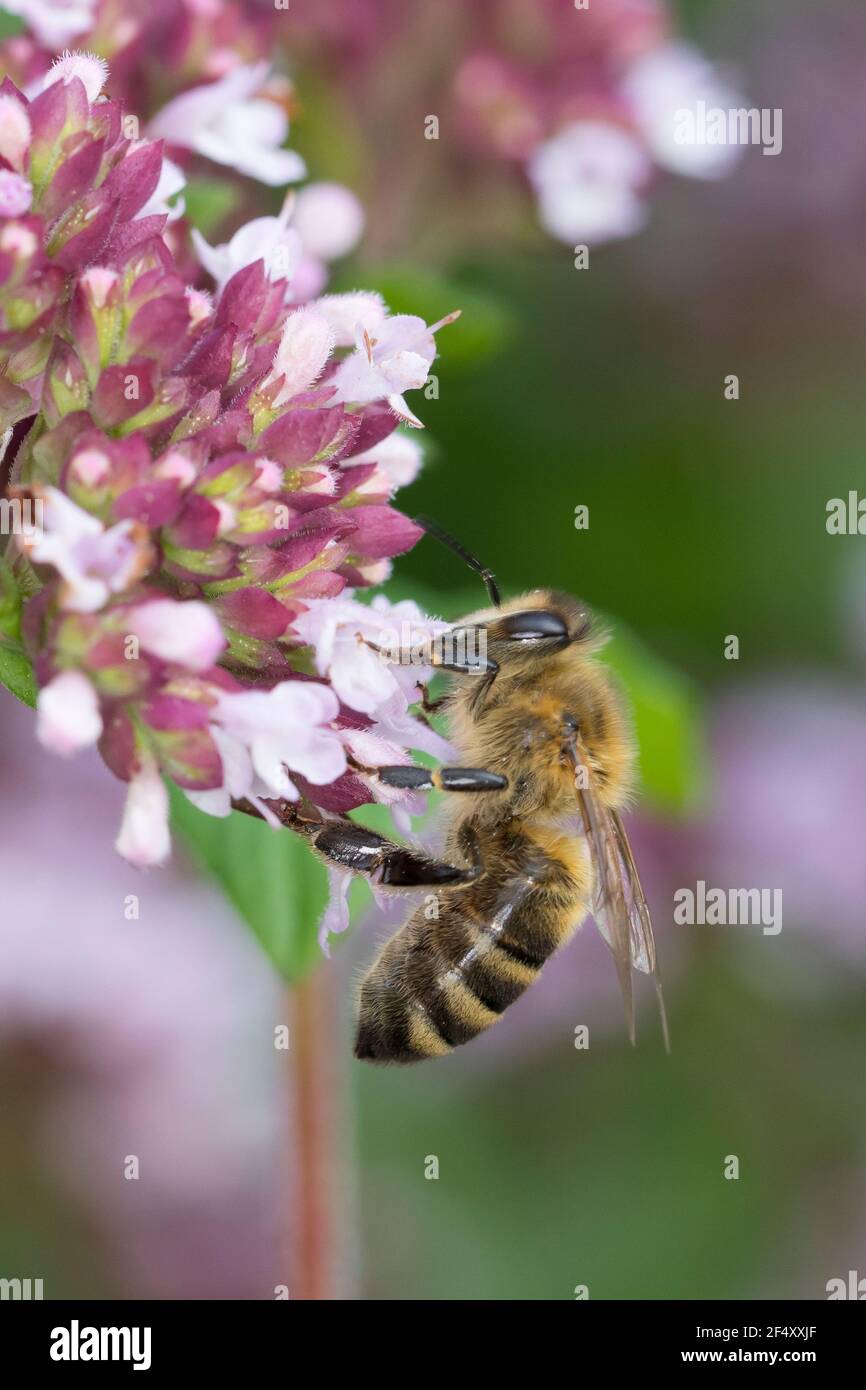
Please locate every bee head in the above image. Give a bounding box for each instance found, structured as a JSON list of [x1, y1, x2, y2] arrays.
[[459, 591, 592, 670]]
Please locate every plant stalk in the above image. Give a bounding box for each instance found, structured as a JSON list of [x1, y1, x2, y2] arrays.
[[283, 966, 357, 1300]]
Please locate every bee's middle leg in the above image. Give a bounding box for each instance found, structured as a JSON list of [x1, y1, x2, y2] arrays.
[[233, 796, 478, 890], [310, 820, 482, 889]]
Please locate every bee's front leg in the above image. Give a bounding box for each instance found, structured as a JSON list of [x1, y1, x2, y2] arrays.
[[347, 756, 507, 795], [360, 632, 498, 679]]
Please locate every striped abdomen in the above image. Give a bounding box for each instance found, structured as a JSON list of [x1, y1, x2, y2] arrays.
[[354, 824, 589, 1063]]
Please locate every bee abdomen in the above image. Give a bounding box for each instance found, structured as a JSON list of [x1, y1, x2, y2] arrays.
[[355, 899, 543, 1064]]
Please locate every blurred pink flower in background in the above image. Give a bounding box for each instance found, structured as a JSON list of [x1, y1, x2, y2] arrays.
[[2, 1, 96, 50], [706, 681, 866, 966], [631, 1, 866, 359], [0, 0, 275, 99], [149, 61, 305, 187], [0, 687, 281, 1298], [0, 1, 366, 308], [290, 0, 743, 252]]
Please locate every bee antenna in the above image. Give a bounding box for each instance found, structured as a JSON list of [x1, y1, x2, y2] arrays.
[[414, 515, 501, 607]]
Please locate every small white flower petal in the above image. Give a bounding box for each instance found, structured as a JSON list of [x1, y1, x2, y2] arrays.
[[0, 94, 31, 172], [25, 489, 151, 615], [346, 431, 423, 488], [36, 670, 102, 756], [136, 154, 187, 222], [318, 867, 352, 954], [151, 65, 306, 188], [313, 291, 387, 347], [622, 41, 745, 180], [115, 759, 171, 867], [528, 120, 650, 244], [269, 307, 335, 406], [292, 182, 365, 262], [127, 600, 226, 672], [44, 49, 109, 104]]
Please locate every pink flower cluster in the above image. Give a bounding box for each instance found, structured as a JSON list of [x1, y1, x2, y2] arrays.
[[0, 0, 274, 98], [0, 53, 453, 867], [0, 2, 367, 300]]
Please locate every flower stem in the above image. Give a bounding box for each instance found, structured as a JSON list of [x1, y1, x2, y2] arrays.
[[284, 967, 356, 1300]]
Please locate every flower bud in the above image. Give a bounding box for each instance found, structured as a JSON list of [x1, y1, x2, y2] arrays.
[[0, 94, 31, 171]]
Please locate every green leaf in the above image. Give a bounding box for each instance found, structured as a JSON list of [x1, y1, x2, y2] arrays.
[[0, 556, 22, 641], [598, 622, 706, 815], [333, 264, 514, 368], [0, 639, 36, 708], [0, 9, 25, 40], [182, 179, 242, 239], [170, 786, 328, 982]]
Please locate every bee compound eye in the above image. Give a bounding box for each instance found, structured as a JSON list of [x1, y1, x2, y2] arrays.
[[500, 609, 569, 641]]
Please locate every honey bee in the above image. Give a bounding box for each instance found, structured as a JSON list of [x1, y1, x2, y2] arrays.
[[251, 519, 668, 1062]]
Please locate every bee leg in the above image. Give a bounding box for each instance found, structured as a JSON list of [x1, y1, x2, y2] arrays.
[[415, 681, 447, 715], [456, 821, 484, 873], [347, 757, 507, 794], [361, 634, 498, 679], [559, 713, 580, 764], [312, 821, 482, 888], [232, 797, 324, 833], [234, 796, 480, 887]]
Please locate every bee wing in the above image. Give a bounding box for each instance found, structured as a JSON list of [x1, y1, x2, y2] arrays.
[[574, 752, 670, 1051]]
